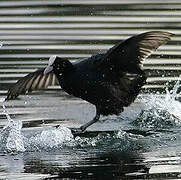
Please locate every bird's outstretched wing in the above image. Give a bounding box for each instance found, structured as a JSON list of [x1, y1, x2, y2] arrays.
[[98, 31, 173, 74], [6, 68, 58, 100]]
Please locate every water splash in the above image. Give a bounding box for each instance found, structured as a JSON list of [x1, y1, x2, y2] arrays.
[[0, 98, 73, 153], [136, 80, 181, 128], [0, 120, 25, 153], [0, 98, 25, 152], [0, 41, 3, 48], [0, 97, 74, 152], [0, 104, 74, 153], [164, 80, 181, 119], [0, 98, 5, 103], [26, 126, 74, 151]]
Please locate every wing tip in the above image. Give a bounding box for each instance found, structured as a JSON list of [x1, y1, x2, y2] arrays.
[[144, 31, 174, 40], [6, 89, 20, 100], [5, 68, 58, 101]]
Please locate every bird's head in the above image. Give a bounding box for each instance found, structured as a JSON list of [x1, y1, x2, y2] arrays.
[[44, 55, 73, 76]]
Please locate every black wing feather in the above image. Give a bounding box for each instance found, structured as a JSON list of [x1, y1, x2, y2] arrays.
[[6, 68, 58, 100], [98, 31, 173, 74]]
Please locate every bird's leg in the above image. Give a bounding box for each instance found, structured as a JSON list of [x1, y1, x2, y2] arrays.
[[80, 110, 100, 132], [71, 108, 100, 135]]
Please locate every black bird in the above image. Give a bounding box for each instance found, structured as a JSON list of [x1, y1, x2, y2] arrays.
[[6, 31, 173, 133]]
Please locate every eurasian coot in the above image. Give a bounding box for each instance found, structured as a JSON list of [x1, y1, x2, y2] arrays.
[[6, 31, 173, 133]]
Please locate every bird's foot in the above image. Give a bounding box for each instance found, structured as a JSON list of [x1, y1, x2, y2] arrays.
[[71, 127, 85, 136], [54, 125, 85, 136]]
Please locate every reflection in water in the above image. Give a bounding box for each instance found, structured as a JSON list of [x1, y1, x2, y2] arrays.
[[23, 151, 148, 179], [0, 148, 148, 179]]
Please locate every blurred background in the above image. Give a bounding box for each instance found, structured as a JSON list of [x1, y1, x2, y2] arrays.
[[0, 0, 180, 95]]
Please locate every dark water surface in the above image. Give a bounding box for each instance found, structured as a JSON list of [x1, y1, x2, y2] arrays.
[[1, 0, 181, 179]]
